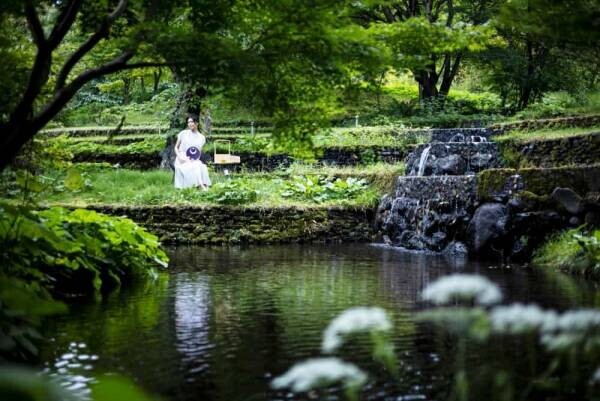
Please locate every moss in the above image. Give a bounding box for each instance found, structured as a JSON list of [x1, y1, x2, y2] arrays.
[[514, 191, 553, 210], [477, 165, 600, 200], [476, 168, 516, 199]]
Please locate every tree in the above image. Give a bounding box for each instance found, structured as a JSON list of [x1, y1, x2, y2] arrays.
[[0, 0, 180, 170], [482, 0, 600, 109], [0, 0, 385, 167], [354, 0, 502, 100]]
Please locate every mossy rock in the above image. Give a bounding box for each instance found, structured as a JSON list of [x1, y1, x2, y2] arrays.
[[477, 165, 600, 200], [477, 168, 517, 199]]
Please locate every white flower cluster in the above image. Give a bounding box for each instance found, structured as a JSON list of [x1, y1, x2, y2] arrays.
[[540, 309, 600, 351], [271, 357, 367, 392], [489, 303, 600, 351], [592, 367, 600, 384], [322, 307, 392, 353], [490, 303, 558, 334], [421, 274, 502, 306]]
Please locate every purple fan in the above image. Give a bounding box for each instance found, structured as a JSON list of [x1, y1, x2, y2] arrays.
[[186, 146, 201, 160]]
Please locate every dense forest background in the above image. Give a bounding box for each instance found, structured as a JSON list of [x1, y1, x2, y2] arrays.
[[1, 0, 599, 164]]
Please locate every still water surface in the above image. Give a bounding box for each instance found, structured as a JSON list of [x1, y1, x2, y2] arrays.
[[40, 244, 599, 401]]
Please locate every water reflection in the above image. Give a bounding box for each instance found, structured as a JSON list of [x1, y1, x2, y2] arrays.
[[40, 244, 598, 401], [175, 275, 212, 377]]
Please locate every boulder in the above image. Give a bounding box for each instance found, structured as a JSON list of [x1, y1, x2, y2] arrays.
[[551, 187, 584, 215], [443, 241, 468, 257], [467, 203, 510, 253]]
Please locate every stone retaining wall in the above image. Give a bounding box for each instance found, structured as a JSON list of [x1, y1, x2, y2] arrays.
[[489, 115, 600, 135], [83, 204, 377, 244], [74, 146, 411, 170], [73, 153, 162, 169], [477, 164, 600, 201], [498, 132, 600, 168]]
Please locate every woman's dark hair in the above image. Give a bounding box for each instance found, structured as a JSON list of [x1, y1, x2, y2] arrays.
[[185, 114, 199, 123]]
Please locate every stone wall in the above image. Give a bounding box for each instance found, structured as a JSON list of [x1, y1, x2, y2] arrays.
[[477, 165, 600, 201], [83, 204, 377, 245], [470, 165, 600, 259], [498, 132, 600, 168], [75, 146, 411, 170], [73, 152, 162, 169], [489, 114, 600, 135]]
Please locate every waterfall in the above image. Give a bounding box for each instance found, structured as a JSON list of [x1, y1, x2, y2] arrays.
[[417, 145, 432, 176]]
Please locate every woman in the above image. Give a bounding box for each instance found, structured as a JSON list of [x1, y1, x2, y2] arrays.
[[174, 115, 211, 189]]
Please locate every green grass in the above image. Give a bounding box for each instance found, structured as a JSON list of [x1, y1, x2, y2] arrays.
[[37, 167, 382, 207], [316, 126, 428, 148], [495, 126, 600, 143], [534, 228, 600, 278]]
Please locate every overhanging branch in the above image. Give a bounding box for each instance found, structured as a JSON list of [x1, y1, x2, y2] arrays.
[[55, 0, 129, 91], [24, 0, 45, 46], [48, 0, 82, 48]]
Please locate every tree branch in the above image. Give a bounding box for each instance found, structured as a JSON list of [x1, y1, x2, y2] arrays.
[[30, 51, 135, 134], [55, 0, 129, 91], [48, 0, 83, 48], [24, 0, 45, 46]]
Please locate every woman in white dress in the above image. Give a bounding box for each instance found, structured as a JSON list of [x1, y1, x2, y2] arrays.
[[174, 115, 212, 189]]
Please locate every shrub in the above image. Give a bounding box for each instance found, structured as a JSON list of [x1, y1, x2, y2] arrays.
[[0, 203, 168, 296], [281, 175, 368, 203], [205, 179, 259, 205]]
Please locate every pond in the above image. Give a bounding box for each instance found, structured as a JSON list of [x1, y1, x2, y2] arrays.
[[40, 244, 599, 401]]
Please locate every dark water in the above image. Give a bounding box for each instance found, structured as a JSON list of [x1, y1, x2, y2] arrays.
[[39, 244, 600, 401]]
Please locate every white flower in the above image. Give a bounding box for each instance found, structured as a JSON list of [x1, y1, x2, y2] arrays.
[[552, 309, 600, 333], [322, 307, 392, 353], [421, 274, 502, 306], [271, 358, 367, 393], [490, 304, 558, 334], [539, 309, 600, 352], [540, 333, 582, 352], [592, 367, 600, 384]]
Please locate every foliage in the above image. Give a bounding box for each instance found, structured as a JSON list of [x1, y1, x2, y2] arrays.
[[281, 175, 368, 203], [17, 167, 383, 208], [204, 180, 259, 205], [281, 275, 600, 400], [0, 276, 66, 362], [0, 203, 168, 297], [514, 92, 595, 120], [475, 0, 600, 111], [0, 367, 158, 401], [534, 228, 600, 278], [314, 126, 427, 149], [58, 84, 178, 127], [66, 137, 165, 156]]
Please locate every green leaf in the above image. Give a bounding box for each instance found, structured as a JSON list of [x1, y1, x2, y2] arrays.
[[64, 168, 85, 191], [91, 376, 160, 401]]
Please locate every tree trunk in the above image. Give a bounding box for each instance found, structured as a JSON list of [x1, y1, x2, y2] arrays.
[[518, 39, 535, 109], [153, 67, 162, 94], [140, 76, 146, 97], [122, 76, 131, 104], [415, 70, 439, 99], [439, 53, 462, 97]]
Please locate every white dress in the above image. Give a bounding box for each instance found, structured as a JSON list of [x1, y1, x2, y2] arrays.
[[174, 130, 212, 189]]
